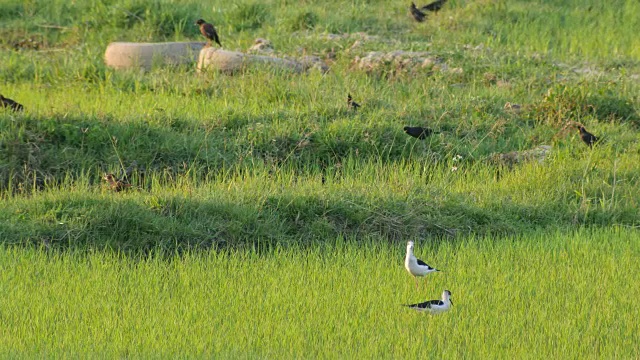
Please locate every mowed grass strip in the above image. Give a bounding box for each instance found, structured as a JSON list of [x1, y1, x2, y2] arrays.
[[0, 229, 638, 358]]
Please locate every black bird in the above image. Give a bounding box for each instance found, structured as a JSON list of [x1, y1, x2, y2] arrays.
[[0, 94, 24, 112], [347, 93, 360, 110], [195, 19, 221, 47], [410, 2, 427, 22], [421, 0, 448, 13], [404, 126, 434, 140], [577, 126, 599, 148]]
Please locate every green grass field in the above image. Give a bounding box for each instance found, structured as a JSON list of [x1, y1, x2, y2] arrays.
[[1, 230, 639, 357], [1, 0, 640, 357]]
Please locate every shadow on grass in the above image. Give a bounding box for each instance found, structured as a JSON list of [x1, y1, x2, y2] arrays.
[[0, 112, 454, 193], [2, 188, 637, 255], [530, 83, 640, 127]]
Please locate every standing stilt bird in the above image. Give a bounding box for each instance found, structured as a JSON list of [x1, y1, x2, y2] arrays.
[[410, 2, 427, 22], [405, 241, 440, 290], [196, 19, 221, 47], [405, 290, 453, 314]]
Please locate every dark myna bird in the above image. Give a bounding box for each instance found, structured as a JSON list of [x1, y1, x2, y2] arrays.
[[195, 19, 221, 47], [404, 126, 434, 140], [0, 94, 24, 112], [577, 125, 599, 148], [421, 0, 448, 13], [103, 173, 131, 192], [347, 93, 360, 110], [410, 2, 427, 22]]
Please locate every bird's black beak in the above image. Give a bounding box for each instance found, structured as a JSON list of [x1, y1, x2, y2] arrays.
[[450, 299, 453, 306]]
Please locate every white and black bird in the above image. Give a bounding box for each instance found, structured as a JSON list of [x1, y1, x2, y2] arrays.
[[405, 290, 453, 314], [405, 241, 440, 289]]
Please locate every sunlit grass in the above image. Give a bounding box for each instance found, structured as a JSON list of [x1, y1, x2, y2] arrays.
[[0, 229, 638, 357]]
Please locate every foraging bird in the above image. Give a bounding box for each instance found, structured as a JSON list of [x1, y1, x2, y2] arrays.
[[103, 173, 131, 192], [410, 2, 427, 22], [195, 19, 221, 47], [405, 290, 453, 314], [404, 126, 434, 140], [421, 0, 448, 13], [347, 93, 360, 110], [577, 125, 599, 148], [405, 241, 440, 289], [0, 94, 24, 112]]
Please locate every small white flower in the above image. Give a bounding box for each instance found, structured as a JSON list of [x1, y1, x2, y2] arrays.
[[451, 166, 458, 172]]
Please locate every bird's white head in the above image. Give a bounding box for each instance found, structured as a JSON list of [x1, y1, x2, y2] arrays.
[[443, 290, 452, 305], [406, 241, 414, 252]]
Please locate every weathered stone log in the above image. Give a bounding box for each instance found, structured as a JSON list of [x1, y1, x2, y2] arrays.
[[197, 48, 328, 74], [104, 42, 206, 70]]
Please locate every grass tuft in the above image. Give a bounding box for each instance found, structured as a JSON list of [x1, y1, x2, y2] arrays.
[[285, 11, 319, 31], [227, 2, 271, 31]]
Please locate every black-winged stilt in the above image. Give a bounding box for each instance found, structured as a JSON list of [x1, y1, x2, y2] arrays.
[[405, 290, 453, 314], [404, 241, 440, 289]]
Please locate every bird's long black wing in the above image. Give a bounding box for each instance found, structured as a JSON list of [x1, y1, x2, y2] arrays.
[[416, 259, 435, 269], [405, 300, 444, 309]]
